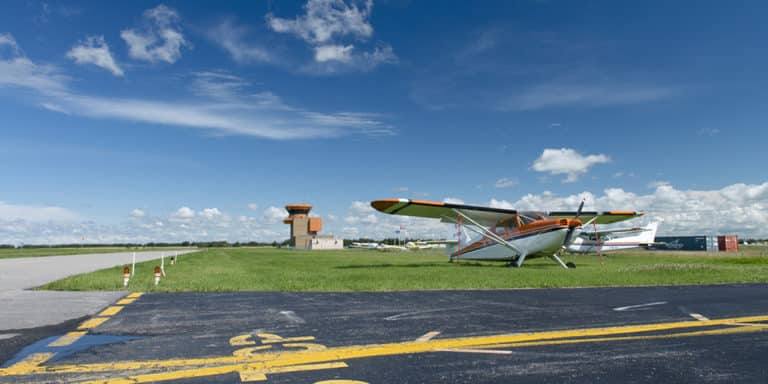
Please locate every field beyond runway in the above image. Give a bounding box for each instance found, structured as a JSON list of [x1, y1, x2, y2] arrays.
[[2, 285, 767, 383], [42, 247, 768, 291]]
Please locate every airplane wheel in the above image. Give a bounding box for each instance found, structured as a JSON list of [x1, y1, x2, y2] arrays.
[[507, 262, 518, 268], [566, 262, 576, 269]]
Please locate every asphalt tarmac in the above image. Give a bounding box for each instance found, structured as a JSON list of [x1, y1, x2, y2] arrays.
[[1, 284, 767, 383]]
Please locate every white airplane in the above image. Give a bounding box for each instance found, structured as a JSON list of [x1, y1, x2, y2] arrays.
[[376, 243, 408, 252], [349, 242, 381, 249], [405, 241, 448, 250], [567, 222, 660, 253], [371, 198, 642, 268]]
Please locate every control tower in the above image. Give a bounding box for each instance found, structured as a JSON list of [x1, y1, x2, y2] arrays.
[[283, 204, 342, 250]]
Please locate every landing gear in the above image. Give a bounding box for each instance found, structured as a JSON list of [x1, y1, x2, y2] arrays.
[[566, 262, 576, 269]]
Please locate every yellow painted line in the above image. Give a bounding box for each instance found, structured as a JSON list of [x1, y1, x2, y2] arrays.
[[467, 324, 764, 350], [77, 317, 109, 330], [126, 292, 144, 299], [48, 331, 87, 347], [1, 353, 56, 374], [438, 348, 512, 355], [7, 313, 768, 378], [77, 362, 349, 384], [115, 298, 136, 306], [99, 306, 124, 317], [415, 331, 440, 342]]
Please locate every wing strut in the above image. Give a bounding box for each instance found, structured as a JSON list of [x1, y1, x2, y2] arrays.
[[449, 209, 524, 258]]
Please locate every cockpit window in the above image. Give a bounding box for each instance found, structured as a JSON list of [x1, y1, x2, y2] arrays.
[[518, 211, 544, 226]]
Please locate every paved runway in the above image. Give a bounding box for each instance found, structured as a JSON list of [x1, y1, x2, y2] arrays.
[[1, 284, 767, 383], [0, 249, 198, 358]]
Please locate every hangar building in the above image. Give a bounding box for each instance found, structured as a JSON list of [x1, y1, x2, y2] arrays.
[[283, 204, 343, 250]]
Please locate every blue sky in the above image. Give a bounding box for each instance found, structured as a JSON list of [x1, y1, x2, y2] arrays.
[[1, 0, 767, 243]]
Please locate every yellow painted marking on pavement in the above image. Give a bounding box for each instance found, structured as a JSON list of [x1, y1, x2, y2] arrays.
[[689, 313, 709, 321], [126, 292, 144, 299], [78, 317, 109, 330], [99, 306, 124, 317], [415, 331, 440, 342], [439, 348, 512, 355], [1, 353, 56, 374], [48, 331, 87, 347], [469, 325, 764, 350], [230, 334, 257, 346], [314, 381, 369, 384], [4, 314, 768, 380], [78, 362, 349, 384], [115, 298, 136, 306]]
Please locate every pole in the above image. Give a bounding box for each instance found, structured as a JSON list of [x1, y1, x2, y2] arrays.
[[131, 252, 136, 277], [161, 252, 166, 277], [456, 216, 462, 264], [594, 222, 603, 265]]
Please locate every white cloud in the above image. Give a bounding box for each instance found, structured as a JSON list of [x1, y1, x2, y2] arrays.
[[498, 83, 675, 111], [120, 5, 189, 64], [66, 36, 123, 76], [315, 44, 354, 63], [443, 197, 465, 204], [263, 206, 287, 224], [266, 0, 373, 44], [0, 40, 394, 139], [247, 203, 258, 211], [487, 182, 768, 237], [267, 0, 396, 72], [129, 208, 146, 218], [532, 148, 610, 183], [494, 177, 518, 188], [0, 201, 78, 222], [0, 33, 20, 54], [171, 206, 195, 221], [207, 19, 272, 64], [200, 208, 222, 219]]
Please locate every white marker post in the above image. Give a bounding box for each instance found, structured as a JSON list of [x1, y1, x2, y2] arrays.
[[131, 252, 136, 277], [161, 252, 166, 277]]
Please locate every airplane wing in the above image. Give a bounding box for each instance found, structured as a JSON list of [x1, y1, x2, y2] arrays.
[[546, 211, 643, 224], [371, 199, 516, 227]]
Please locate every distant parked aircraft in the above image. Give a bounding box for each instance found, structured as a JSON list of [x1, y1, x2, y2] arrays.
[[567, 222, 660, 253], [349, 242, 381, 249]]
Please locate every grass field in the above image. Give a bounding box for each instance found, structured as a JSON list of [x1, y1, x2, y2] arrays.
[[41, 246, 768, 291], [0, 246, 197, 259]]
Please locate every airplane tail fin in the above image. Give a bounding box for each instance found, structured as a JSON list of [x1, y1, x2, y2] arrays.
[[641, 222, 660, 244]]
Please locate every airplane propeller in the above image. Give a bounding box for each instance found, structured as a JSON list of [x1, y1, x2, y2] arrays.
[[561, 199, 585, 250]]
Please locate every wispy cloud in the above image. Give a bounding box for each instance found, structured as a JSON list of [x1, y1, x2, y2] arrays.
[[494, 177, 519, 188], [207, 19, 272, 64], [532, 148, 610, 183], [0, 34, 394, 139], [67, 36, 123, 76], [0, 201, 78, 222], [697, 128, 720, 136], [497, 83, 676, 111], [120, 4, 189, 64]]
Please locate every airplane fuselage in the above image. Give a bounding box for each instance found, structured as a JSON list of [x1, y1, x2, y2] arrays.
[[448, 220, 573, 262]]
